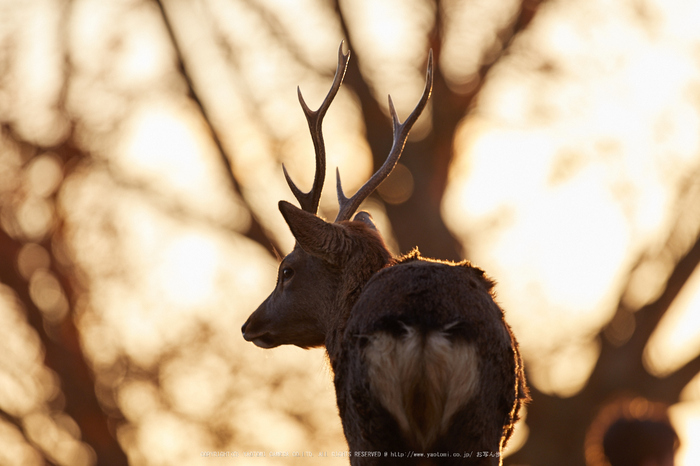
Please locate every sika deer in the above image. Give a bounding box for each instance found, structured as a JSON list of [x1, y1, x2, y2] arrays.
[[241, 44, 528, 465]]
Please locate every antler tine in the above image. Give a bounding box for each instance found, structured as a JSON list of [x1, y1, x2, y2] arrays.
[[283, 42, 351, 214], [335, 49, 433, 222]]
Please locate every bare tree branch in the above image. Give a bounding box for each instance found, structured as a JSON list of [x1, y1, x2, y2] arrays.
[[511, 193, 700, 465], [667, 350, 700, 397], [0, 0, 130, 459], [0, 225, 128, 465], [633, 236, 700, 352], [330, 0, 545, 261], [223, 0, 327, 75], [154, 0, 280, 256]]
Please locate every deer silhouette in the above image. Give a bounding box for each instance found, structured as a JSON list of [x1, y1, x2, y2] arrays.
[[242, 43, 528, 465]]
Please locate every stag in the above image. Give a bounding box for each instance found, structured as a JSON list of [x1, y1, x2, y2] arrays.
[[241, 44, 528, 465]]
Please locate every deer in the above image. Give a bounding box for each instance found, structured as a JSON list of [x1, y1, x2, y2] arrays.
[[241, 43, 529, 465]]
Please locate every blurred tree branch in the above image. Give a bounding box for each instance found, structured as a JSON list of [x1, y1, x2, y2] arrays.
[[0, 1, 131, 454], [0, 210, 128, 465], [511, 218, 700, 465], [631, 236, 700, 358], [333, 0, 544, 260], [154, 0, 280, 256]]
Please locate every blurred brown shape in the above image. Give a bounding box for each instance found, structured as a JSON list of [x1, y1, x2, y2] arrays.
[[585, 396, 679, 466], [0, 129, 128, 464]]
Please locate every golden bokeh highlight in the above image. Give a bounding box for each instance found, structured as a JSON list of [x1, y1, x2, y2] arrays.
[[0, 0, 699, 464]]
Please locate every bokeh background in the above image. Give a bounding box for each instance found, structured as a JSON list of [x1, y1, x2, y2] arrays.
[[1, 0, 700, 464]]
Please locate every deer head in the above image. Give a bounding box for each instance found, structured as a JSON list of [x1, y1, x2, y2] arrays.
[[241, 43, 433, 351]]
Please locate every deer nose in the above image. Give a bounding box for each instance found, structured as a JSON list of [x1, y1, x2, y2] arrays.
[[241, 320, 249, 336]]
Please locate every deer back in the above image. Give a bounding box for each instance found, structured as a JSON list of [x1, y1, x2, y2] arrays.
[[333, 250, 527, 462]]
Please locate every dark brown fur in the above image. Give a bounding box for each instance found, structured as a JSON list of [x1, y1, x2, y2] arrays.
[[335, 250, 528, 465], [242, 203, 528, 465]]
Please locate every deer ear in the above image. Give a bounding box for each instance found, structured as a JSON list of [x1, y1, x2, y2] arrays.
[[353, 211, 377, 230], [279, 201, 349, 264]]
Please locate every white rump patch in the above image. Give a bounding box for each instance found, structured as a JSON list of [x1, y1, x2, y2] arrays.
[[363, 325, 479, 450]]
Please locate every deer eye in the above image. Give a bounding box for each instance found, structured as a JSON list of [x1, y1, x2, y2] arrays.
[[281, 267, 294, 282]]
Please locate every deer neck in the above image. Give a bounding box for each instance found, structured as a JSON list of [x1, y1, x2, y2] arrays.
[[324, 247, 393, 369]]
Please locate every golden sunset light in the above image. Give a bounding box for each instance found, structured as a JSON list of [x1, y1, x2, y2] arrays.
[[1, 0, 699, 465]]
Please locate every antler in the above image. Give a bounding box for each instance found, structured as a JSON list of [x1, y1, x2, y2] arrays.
[[283, 42, 351, 214], [335, 50, 433, 222]]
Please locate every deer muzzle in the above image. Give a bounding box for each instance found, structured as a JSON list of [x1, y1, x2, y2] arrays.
[[241, 315, 281, 349]]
